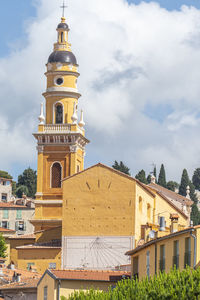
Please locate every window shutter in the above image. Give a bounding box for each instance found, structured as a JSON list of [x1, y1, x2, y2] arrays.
[[7, 222, 9, 229], [24, 222, 26, 231], [15, 221, 18, 231]]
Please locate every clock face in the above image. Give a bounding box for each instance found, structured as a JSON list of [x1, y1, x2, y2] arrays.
[[56, 77, 64, 85]]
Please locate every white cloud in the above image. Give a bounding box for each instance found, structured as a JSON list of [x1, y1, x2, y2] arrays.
[[1, 0, 200, 181]]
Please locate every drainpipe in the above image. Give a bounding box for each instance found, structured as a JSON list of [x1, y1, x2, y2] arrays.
[[57, 280, 61, 300], [155, 243, 157, 275], [190, 229, 197, 269]]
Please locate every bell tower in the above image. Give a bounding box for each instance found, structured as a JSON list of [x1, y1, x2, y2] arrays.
[[32, 15, 89, 231]]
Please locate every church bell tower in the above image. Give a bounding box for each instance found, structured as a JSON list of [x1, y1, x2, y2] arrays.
[[32, 15, 89, 231]]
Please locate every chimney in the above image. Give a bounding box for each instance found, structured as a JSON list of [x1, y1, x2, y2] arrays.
[[170, 214, 179, 233], [151, 174, 156, 184], [159, 216, 165, 231]]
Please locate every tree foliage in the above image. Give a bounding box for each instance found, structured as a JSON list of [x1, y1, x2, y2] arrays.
[[112, 161, 130, 176], [158, 164, 166, 187], [66, 267, 200, 300], [16, 185, 29, 198], [135, 170, 147, 184], [0, 170, 12, 179], [166, 181, 179, 192], [17, 167, 37, 198], [179, 169, 190, 196], [192, 168, 200, 191], [0, 234, 7, 258]]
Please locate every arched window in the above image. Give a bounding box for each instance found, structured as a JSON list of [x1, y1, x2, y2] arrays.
[[51, 163, 62, 188], [56, 105, 63, 124], [61, 32, 64, 43]]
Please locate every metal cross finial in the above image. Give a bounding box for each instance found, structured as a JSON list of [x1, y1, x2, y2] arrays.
[[60, 0, 67, 18]]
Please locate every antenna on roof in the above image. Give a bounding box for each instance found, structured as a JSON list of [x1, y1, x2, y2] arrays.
[[60, 0, 67, 18]]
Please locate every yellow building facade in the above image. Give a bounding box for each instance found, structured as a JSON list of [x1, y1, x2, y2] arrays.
[[61, 163, 190, 270], [32, 16, 89, 232], [126, 225, 200, 280]]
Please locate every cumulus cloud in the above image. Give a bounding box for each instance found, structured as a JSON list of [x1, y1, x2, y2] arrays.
[[1, 0, 200, 181]]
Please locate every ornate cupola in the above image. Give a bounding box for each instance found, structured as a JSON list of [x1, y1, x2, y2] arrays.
[[32, 13, 89, 231]]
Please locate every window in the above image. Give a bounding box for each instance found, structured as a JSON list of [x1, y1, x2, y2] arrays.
[[132, 256, 139, 279], [159, 245, 165, 272], [1, 194, 7, 202], [6, 181, 10, 186], [77, 165, 80, 173], [27, 262, 35, 270], [55, 104, 63, 124], [2, 181, 6, 186], [184, 237, 191, 267], [49, 262, 56, 269], [3, 210, 8, 219], [173, 240, 179, 269], [15, 221, 26, 231], [51, 163, 62, 188], [61, 32, 64, 42], [146, 251, 150, 278], [44, 286, 48, 300], [2, 221, 9, 229], [16, 210, 22, 219]]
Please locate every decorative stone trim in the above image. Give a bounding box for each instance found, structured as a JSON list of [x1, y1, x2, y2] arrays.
[[69, 145, 77, 153], [37, 145, 44, 153]]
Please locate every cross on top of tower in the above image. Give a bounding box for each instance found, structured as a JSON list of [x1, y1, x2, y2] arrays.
[[60, 0, 67, 18]]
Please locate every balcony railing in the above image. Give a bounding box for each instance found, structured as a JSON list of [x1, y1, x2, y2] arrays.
[[184, 251, 191, 267], [173, 255, 179, 269], [43, 124, 83, 134]]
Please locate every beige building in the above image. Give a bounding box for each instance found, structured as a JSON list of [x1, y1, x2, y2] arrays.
[[0, 202, 34, 235], [37, 269, 130, 300], [0, 178, 14, 203]]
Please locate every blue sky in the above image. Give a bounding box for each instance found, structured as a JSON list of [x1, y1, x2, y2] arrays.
[[1, 0, 200, 56], [1, 0, 200, 181]]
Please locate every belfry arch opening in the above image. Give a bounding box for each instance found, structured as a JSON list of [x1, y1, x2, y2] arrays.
[[55, 104, 63, 124], [51, 162, 62, 188]]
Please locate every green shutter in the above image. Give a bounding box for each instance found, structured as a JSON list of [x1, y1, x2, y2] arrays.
[[3, 210, 8, 219], [16, 210, 22, 219]]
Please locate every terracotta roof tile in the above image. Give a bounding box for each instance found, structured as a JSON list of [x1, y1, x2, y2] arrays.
[[0, 267, 41, 287], [0, 202, 28, 208], [0, 227, 15, 232], [49, 269, 131, 282], [0, 278, 39, 290], [148, 183, 193, 205]]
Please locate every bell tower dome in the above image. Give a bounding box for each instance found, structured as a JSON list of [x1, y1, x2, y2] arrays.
[[32, 15, 89, 231]]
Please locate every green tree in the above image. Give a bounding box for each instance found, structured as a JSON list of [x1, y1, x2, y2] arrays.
[[0, 234, 7, 258], [166, 181, 179, 192], [12, 181, 17, 196], [16, 185, 29, 198], [189, 182, 200, 225], [158, 164, 166, 187], [135, 170, 147, 184], [112, 161, 130, 176], [17, 167, 37, 198], [179, 169, 190, 196], [0, 170, 12, 179], [147, 174, 151, 184], [153, 166, 157, 180], [192, 168, 200, 191]]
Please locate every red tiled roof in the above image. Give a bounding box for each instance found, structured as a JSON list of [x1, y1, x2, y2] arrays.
[[49, 269, 131, 282], [0, 278, 39, 290], [9, 233, 36, 240], [0, 267, 41, 286], [0, 202, 29, 208], [148, 183, 193, 206], [0, 227, 15, 232]]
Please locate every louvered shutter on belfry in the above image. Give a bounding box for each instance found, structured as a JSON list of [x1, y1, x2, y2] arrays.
[[52, 163, 61, 188]]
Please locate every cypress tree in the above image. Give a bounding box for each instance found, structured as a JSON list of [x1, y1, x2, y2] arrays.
[[158, 164, 166, 187], [112, 161, 130, 175], [179, 169, 190, 196], [135, 170, 147, 184], [153, 166, 157, 180], [147, 174, 151, 184], [192, 168, 200, 191]]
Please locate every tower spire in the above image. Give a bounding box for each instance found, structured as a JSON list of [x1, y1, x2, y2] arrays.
[[60, 0, 67, 18]]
